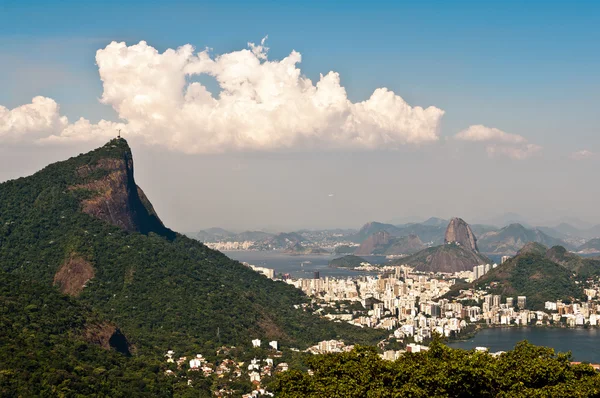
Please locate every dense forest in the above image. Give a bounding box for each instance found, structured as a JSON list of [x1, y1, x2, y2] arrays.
[[0, 272, 174, 397], [272, 338, 600, 397]]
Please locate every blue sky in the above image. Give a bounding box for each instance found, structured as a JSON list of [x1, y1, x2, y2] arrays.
[[1, 1, 599, 230], [2, 0, 598, 141]]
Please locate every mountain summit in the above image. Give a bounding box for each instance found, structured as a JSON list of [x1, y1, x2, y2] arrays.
[[393, 218, 489, 273], [0, 138, 383, 357], [444, 217, 478, 252], [69, 138, 175, 239]]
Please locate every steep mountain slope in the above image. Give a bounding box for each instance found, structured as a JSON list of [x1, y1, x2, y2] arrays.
[[394, 243, 490, 273], [391, 218, 489, 273], [478, 223, 569, 255], [444, 217, 479, 252], [0, 139, 384, 356]]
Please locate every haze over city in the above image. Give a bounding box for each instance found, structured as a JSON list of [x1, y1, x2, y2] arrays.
[[1, 0, 599, 231]]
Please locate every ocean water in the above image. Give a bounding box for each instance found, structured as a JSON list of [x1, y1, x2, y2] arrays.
[[448, 327, 600, 363], [223, 250, 386, 278]]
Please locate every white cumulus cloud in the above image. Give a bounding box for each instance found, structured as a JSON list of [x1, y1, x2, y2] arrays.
[[455, 124, 541, 159], [0, 96, 69, 142], [0, 39, 445, 153]]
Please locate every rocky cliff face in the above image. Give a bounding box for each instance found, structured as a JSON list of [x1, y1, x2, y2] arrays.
[[355, 231, 392, 255], [69, 139, 175, 239], [444, 217, 479, 252]]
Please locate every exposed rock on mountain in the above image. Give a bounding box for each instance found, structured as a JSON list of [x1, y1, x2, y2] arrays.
[[70, 149, 174, 239], [394, 243, 490, 273], [391, 218, 489, 273], [53, 254, 95, 297], [444, 217, 479, 252]]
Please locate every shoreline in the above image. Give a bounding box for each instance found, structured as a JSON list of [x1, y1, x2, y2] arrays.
[[449, 323, 598, 343]]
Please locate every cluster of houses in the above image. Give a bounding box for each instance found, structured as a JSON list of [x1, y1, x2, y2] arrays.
[[164, 340, 289, 396]]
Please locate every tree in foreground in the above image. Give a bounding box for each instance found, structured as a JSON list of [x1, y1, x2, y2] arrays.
[[271, 338, 600, 397]]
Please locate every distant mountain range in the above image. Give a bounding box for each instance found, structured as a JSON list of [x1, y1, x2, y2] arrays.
[[194, 216, 600, 258], [477, 224, 571, 255]]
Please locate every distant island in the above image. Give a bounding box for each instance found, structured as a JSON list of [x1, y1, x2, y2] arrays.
[[329, 255, 370, 268], [284, 242, 330, 255]]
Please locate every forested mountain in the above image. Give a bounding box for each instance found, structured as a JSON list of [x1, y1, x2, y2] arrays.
[[473, 251, 583, 310], [443, 243, 597, 310], [0, 272, 174, 397], [0, 139, 384, 359]]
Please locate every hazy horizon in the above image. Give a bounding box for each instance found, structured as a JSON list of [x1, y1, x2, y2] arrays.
[[1, 1, 599, 232]]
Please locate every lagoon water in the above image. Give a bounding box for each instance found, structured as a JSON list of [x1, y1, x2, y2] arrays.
[[223, 250, 386, 278], [448, 327, 600, 363]]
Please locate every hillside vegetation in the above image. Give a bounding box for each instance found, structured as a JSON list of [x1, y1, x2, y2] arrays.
[[473, 252, 584, 309], [273, 339, 600, 397], [0, 139, 384, 357], [0, 272, 173, 397]]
